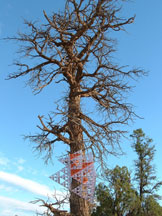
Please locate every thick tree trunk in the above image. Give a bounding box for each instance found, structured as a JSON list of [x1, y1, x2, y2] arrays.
[[68, 86, 90, 216]]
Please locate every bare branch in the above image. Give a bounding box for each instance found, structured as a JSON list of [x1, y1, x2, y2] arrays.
[[7, 0, 145, 193]]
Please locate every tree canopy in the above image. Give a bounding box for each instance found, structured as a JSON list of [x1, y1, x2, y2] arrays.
[[7, 0, 144, 165], [130, 128, 162, 214], [92, 166, 140, 216]]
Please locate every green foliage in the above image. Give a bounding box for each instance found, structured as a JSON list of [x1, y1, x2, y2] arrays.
[[92, 129, 162, 216], [92, 183, 114, 216], [144, 196, 162, 216], [92, 166, 139, 216], [130, 129, 162, 202], [105, 166, 138, 215]]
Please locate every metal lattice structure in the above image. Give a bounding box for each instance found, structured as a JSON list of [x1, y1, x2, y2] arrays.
[[50, 150, 96, 203]]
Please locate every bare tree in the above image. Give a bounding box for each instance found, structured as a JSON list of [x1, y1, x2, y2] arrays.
[[7, 0, 144, 215], [33, 194, 71, 216]]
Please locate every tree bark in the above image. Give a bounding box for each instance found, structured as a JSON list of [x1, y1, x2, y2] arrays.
[[68, 86, 90, 216]]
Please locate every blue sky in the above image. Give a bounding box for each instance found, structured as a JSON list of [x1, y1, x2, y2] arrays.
[[0, 0, 162, 215]]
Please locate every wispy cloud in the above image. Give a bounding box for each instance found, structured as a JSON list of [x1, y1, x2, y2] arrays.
[[0, 196, 44, 216], [17, 165, 24, 172], [0, 154, 26, 173], [0, 171, 53, 197], [0, 155, 9, 166], [13, 157, 26, 173], [0, 184, 15, 192], [17, 158, 26, 164]]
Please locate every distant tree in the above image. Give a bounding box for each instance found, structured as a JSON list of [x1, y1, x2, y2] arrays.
[[7, 0, 144, 215], [144, 195, 162, 216], [92, 183, 114, 216], [130, 128, 162, 214], [92, 129, 162, 216], [105, 166, 138, 216], [92, 166, 139, 216]]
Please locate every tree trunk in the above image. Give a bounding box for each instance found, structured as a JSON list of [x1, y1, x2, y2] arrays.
[[68, 86, 90, 216]]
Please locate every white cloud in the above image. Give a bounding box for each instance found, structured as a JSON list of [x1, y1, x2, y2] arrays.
[[0, 184, 15, 192], [0, 171, 53, 198], [17, 165, 24, 172], [17, 158, 26, 164], [0, 156, 9, 166], [0, 196, 44, 216]]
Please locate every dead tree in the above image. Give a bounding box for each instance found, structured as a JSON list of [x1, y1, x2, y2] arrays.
[[7, 0, 144, 215], [33, 197, 71, 216]]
